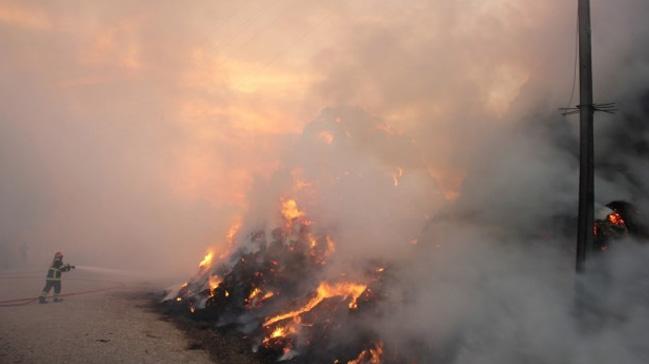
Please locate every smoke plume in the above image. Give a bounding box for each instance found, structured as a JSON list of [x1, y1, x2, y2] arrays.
[[2, 0, 649, 362]]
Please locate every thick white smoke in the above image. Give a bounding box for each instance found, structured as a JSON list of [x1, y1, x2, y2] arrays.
[[2, 0, 649, 362]]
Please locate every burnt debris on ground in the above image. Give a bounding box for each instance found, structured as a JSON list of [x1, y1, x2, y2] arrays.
[[159, 199, 397, 364]]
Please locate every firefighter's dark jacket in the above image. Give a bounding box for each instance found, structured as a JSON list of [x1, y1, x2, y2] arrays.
[[46, 260, 72, 281]]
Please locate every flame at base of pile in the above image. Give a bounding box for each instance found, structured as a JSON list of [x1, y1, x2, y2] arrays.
[[165, 199, 393, 363], [262, 281, 368, 327], [347, 341, 384, 364]]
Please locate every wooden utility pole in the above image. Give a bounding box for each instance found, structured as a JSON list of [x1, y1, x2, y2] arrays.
[[576, 0, 594, 273]]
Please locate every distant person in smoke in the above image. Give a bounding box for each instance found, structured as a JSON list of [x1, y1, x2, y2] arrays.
[[20, 241, 29, 266], [39, 252, 75, 304]]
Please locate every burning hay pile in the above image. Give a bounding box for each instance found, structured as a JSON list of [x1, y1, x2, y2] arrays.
[[164, 198, 392, 363]]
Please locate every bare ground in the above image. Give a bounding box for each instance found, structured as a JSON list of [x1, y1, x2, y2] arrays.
[[159, 307, 268, 364], [0, 273, 218, 364]]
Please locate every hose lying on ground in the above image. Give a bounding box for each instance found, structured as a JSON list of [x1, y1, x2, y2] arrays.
[[0, 275, 126, 307]]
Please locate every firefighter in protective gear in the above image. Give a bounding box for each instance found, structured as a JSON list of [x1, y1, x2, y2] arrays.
[[39, 252, 75, 304]]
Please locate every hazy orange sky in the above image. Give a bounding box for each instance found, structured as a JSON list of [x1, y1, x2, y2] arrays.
[[0, 0, 642, 274]]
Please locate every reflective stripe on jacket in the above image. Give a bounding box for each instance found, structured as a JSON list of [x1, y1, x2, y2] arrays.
[[46, 260, 71, 281], [46, 267, 62, 281]]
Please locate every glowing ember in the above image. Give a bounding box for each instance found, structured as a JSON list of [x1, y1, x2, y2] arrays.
[[308, 234, 317, 248], [248, 287, 263, 300], [246, 287, 274, 306], [268, 326, 287, 340], [348, 341, 384, 364], [263, 281, 367, 327], [608, 212, 625, 226]]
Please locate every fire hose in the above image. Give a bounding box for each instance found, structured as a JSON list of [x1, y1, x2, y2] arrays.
[[0, 275, 127, 307]]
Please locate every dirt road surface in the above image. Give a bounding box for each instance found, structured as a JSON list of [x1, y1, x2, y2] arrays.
[[0, 271, 215, 364]]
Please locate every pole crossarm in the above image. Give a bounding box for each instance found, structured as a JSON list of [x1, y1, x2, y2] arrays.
[[559, 102, 617, 116]]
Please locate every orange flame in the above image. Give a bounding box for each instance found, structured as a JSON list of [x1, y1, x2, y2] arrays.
[[347, 341, 384, 364], [309, 235, 336, 265], [208, 275, 222, 291], [263, 281, 367, 327], [281, 198, 305, 221], [216, 219, 242, 262], [262, 319, 300, 345], [307, 234, 317, 248], [246, 287, 275, 304], [268, 326, 288, 340], [248, 287, 262, 300], [198, 251, 213, 269], [197, 219, 241, 273]]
